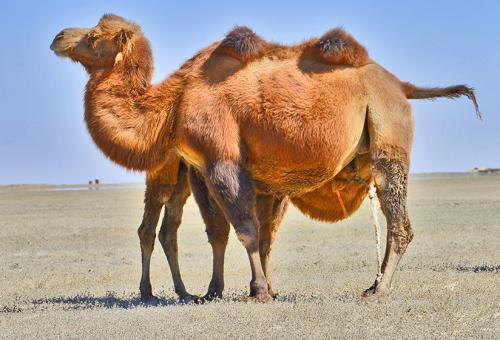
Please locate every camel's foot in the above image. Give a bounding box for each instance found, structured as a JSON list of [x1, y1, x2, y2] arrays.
[[140, 282, 153, 301], [195, 291, 223, 304], [240, 292, 273, 303], [246, 280, 272, 302], [178, 292, 200, 304], [361, 282, 391, 302]]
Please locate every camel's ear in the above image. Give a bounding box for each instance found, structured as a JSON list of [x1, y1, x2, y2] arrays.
[[117, 29, 133, 53]]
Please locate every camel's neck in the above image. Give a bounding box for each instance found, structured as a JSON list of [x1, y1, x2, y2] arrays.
[[84, 37, 183, 171]]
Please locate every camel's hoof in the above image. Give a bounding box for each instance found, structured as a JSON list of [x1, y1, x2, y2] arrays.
[[361, 286, 391, 303], [140, 282, 153, 301], [361, 283, 377, 297], [269, 290, 278, 300], [140, 290, 154, 302], [195, 292, 222, 304], [178, 293, 200, 304], [240, 292, 273, 303]]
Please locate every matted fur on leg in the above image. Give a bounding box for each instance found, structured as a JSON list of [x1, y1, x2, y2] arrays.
[[362, 150, 413, 301], [371, 154, 413, 254]]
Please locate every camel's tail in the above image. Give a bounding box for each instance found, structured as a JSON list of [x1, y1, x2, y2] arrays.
[[401, 82, 481, 119]]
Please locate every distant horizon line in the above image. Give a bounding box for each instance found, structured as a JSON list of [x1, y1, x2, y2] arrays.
[[2, 170, 499, 187]]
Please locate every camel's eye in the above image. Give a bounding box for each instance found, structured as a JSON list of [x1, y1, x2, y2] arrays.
[[87, 34, 98, 48]]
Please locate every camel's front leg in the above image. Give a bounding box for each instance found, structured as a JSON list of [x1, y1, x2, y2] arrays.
[[256, 194, 289, 297], [157, 163, 197, 302], [189, 167, 230, 301], [362, 152, 413, 300], [138, 187, 168, 301], [203, 160, 271, 302]]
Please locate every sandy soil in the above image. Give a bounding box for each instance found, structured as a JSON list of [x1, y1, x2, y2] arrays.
[[1, 174, 499, 339]]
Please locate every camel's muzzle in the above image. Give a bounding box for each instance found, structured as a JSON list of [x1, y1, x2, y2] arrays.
[[50, 28, 87, 56]]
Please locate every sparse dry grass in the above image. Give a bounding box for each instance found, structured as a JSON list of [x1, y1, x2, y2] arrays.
[[1, 174, 499, 339]]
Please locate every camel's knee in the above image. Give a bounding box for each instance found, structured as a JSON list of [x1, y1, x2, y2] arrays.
[[139, 195, 162, 248], [158, 226, 178, 254], [165, 207, 183, 230], [259, 228, 276, 257], [259, 240, 272, 258], [390, 218, 413, 254], [158, 204, 183, 242], [137, 222, 156, 248]]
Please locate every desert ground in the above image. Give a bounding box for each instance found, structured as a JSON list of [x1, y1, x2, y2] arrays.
[[0, 173, 499, 339]]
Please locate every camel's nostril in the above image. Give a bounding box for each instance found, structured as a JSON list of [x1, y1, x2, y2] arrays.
[[51, 31, 67, 52]]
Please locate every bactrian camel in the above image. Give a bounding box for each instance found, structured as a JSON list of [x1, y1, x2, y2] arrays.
[[51, 14, 479, 302]]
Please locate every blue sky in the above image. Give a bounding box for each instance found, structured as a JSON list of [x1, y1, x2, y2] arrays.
[[0, 1, 498, 184]]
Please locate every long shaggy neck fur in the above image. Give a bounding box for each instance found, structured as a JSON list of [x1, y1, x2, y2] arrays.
[[84, 36, 184, 171]]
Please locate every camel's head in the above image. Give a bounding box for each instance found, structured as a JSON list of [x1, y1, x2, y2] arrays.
[[50, 14, 141, 70]]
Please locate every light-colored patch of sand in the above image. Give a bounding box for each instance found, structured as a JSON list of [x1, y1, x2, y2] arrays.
[[1, 174, 499, 338]]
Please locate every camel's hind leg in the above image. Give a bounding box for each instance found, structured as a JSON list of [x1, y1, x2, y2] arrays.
[[203, 160, 271, 302], [138, 182, 172, 301], [157, 162, 196, 302], [256, 194, 289, 297], [189, 167, 230, 301], [362, 149, 413, 300], [362, 71, 415, 300]]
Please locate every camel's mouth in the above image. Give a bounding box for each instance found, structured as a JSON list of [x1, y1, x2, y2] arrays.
[[50, 40, 71, 57]]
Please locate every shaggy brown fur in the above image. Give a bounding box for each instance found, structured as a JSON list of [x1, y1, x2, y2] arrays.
[[217, 26, 270, 62], [51, 14, 480, 301], [291, 154, 372, 222], [307, 28, 371, 67]]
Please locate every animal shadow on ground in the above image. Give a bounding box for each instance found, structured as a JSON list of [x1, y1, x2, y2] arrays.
[[0, 291, 181, 314], [455, 264, 500, 273], [1, 290, 335, 314], [427, 263, 500, 273]]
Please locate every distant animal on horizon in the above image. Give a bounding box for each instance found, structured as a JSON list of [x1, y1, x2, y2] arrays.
[[51, 14, 480, 302]]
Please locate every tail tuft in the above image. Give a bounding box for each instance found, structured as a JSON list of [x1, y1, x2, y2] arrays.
[[402, 82, 481, 120]]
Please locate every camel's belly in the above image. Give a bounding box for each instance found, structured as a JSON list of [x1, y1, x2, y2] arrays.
[[242, 113, 366, 196], [250, 164, 337, 196]]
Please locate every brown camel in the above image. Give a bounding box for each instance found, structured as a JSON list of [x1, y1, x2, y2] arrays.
[[51, 14, 479, 302]]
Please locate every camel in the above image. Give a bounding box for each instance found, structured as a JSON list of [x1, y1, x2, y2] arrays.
[[51, 14, 479, 302]]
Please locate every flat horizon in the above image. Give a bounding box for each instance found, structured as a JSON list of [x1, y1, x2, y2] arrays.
[[2, 170, 499, 187]]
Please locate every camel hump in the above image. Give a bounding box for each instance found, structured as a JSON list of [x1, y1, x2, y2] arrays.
[[218, 26, 266, 62], [310, 28, 370, 67]]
